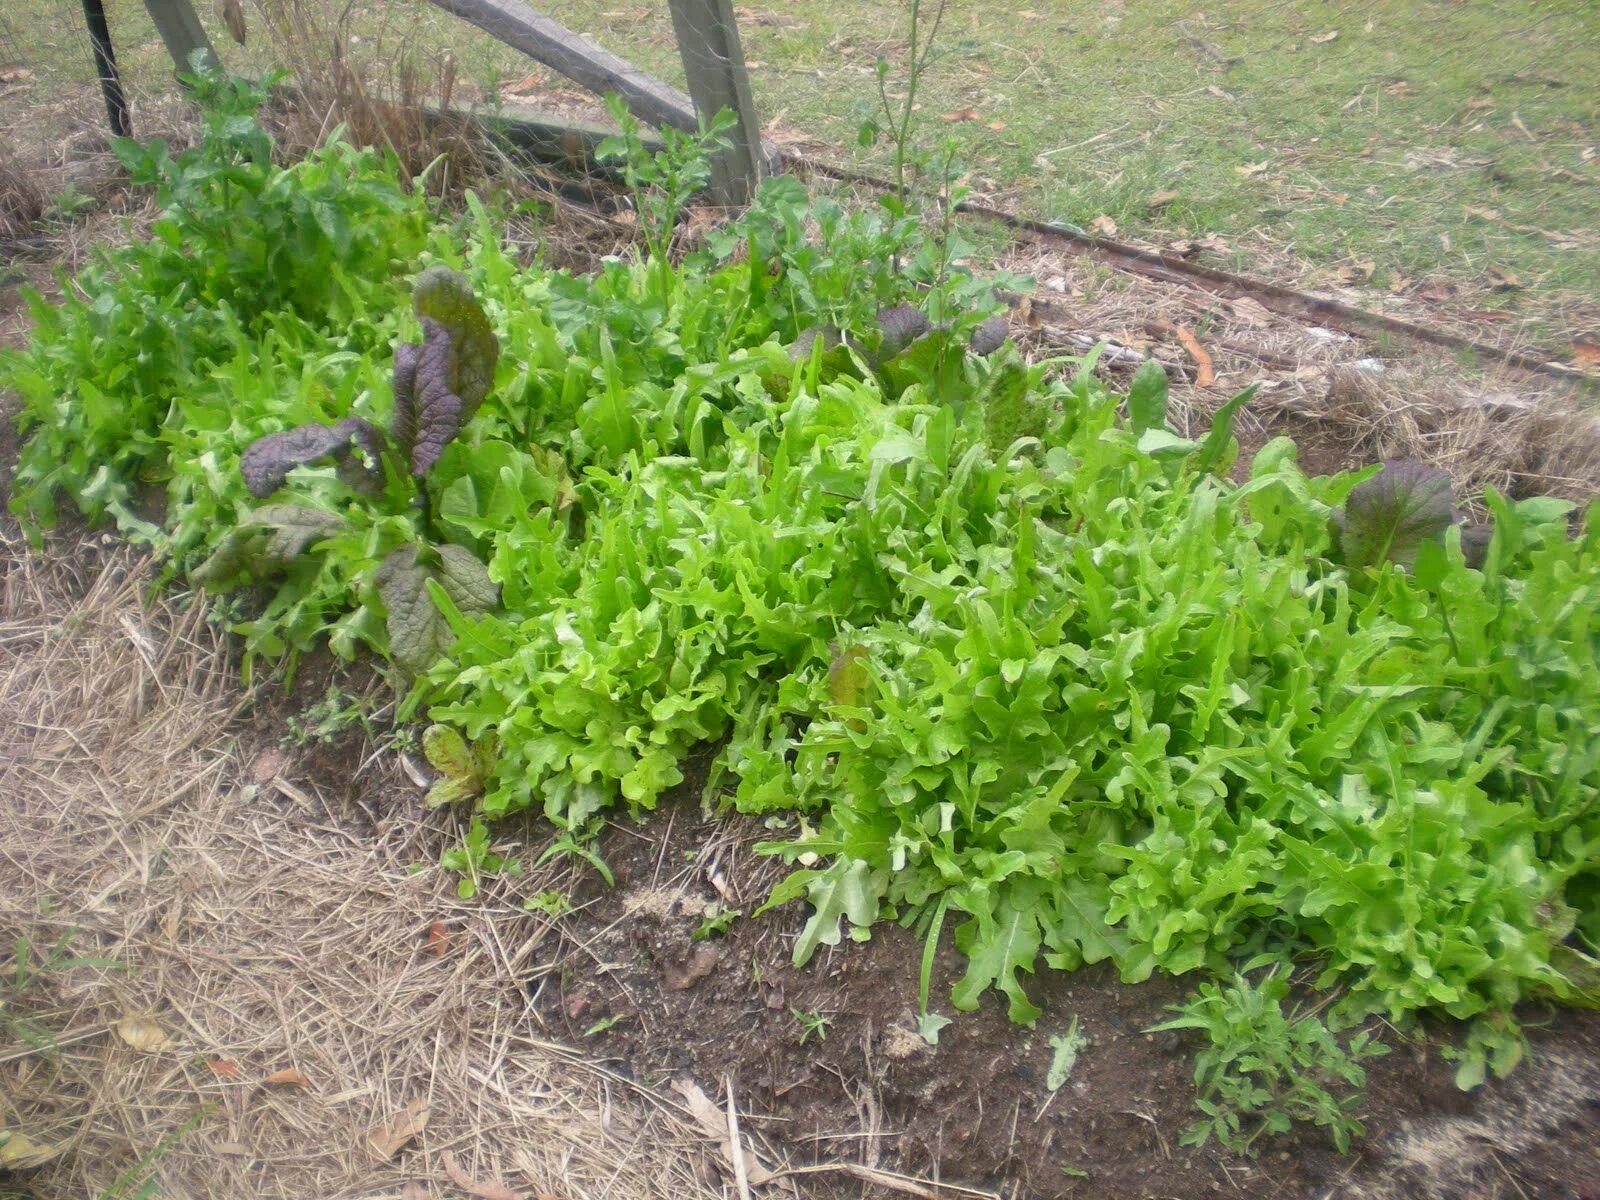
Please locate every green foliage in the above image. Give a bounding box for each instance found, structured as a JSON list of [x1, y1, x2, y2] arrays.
[[422, 723, 497, 807], [440, 818, 519, 900], [4, 59, 431, 537], [8, 65, 1600, 1160], [1151, 970, 1389, 1154], [1045, 1016, 1086, 1091]]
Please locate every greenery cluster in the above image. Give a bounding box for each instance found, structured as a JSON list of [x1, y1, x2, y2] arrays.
[[5, 67, 1598, 1150], [1151, 966, 1389, 1153]]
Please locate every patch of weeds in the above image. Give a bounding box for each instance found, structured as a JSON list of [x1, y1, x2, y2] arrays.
[[1150, 968, 1388, 1154], [281, 684, 368, 748], [441, 818, 520, 900]]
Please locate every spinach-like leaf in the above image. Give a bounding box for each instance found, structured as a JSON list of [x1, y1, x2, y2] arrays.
[[191, 504, 348, 590], [1332, 460, 1456, 569], [239, 417, 381, 499], [968, 313, 1009, 357], [376, 543, 498, 676]]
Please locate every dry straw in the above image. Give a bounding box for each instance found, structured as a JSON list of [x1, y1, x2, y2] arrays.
[[0, 535, 730, 1200]]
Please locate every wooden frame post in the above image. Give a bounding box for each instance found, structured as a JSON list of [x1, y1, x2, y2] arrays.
[[142, 0, 217, 76], [667, 0, 766, 207]]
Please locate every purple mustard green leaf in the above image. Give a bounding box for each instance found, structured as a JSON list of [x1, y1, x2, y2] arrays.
[[1332, 459, 1457, 570], [409, 318, 466, 477], [968, 313, 1009, 357], [876, 304, 932, 360], [239, 417, 382, 498], [389, 339, 421, 463], [412, 265, 498, 416], [788, 324, 843, 362]]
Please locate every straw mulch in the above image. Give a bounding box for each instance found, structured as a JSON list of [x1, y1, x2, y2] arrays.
[[0, 536, 727, 1200]]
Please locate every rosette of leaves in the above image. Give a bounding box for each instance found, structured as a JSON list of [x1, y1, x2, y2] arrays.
[[198, 267, 502, 677]]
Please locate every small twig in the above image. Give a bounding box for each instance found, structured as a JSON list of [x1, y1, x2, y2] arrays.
[[725, 1073, 752, 1200]]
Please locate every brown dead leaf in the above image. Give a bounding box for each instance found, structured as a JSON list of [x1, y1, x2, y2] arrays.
[[1572, 340, 1600, 369], [1235, 160, 1271, 177], [426, 921, 449, 957], [1228, 296, 1273, 328], [262, 1067, 311, 1088], [1206, 84, 1237, 102], [444, 1151, 528, 1200], [1146, 189, 1181, 209], [208, 1058, 243, 1079], [114, 1015, 174, 1053], [1336, 260, 1376, 284], [937, 108, 982, 123], [250, 748, 284, 783], [986, 119, 1008, 131], [213, 1141, 253, 1156], [1487, 267, 1524, 291], [1463, 205, 1503, 222], [1089, 214, 1119, 238], [670, 1081, 783, 1188], [367, 1100, 430, 1162], [1310, 29, 1339, 43], [1387, 273, 1414, 294], [501, 72, 543, 97], [1175, 326, 1215, 388], [1417, 280, 1457, 302], [0, 66, 34, 84]]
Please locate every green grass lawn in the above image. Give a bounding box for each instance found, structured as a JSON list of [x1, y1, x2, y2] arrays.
[[7, 0, 1598, 343]]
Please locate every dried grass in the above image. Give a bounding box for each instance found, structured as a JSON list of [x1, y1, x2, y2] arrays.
[[0, 535, 727, 1200], [254, 0, 486, 193], [0, 135, 47, 242]]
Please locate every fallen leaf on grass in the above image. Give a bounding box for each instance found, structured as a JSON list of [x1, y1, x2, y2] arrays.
[[1175, 327, 1215, 388], [444, 1150, 528, 1200], [1235, 160, 1271, 177], [1310, 29, 1339, 44], [0, 1128, 63, 1169], [114, 1015, 174, 1053], [937, 108, 981, 123], [1146, 189, 1180, 209], [1417, 280, 1457, 302], [1462, 310, 1514, 323], [1572, 340, 1600, 369], [367, 1100, 430, 1162], [1336, 260, 1376, 284], [427, 921, 450, 957], [1387, 273, 1414, 294], [1463, 204, 1503, 222], [987, 120, 1008, 131], [1487, 267, 1524, 291], [208, 1058, 242, 1078], [250, 748, 284, 783], [1089, 214, 1119, 237], [262, 1067, 311, 1088]]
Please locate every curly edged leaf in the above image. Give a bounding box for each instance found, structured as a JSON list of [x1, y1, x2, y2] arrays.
[[1332, 460, 1457, 570], [190, 504, 348, 590], [239, 417, 381, 499], [375, 543, 498, 677], [422, 723, 497, 807], [412, 265, 498, 415]]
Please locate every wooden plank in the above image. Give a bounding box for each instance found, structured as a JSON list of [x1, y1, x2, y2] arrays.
[[423, 0, 699, 134], [667, 0, 768, 206], [141, 0, 217, 76]]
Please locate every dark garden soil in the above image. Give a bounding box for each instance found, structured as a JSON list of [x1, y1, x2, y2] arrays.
[[518, 784, 1600, 1200]]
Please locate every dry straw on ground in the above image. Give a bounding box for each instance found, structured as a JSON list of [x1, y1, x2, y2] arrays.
[[0, 536, 730, 1200]]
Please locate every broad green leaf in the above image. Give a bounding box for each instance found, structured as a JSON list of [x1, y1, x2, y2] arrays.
[[1127, 358, 1168, 434], [790, 859, 879, 967]]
